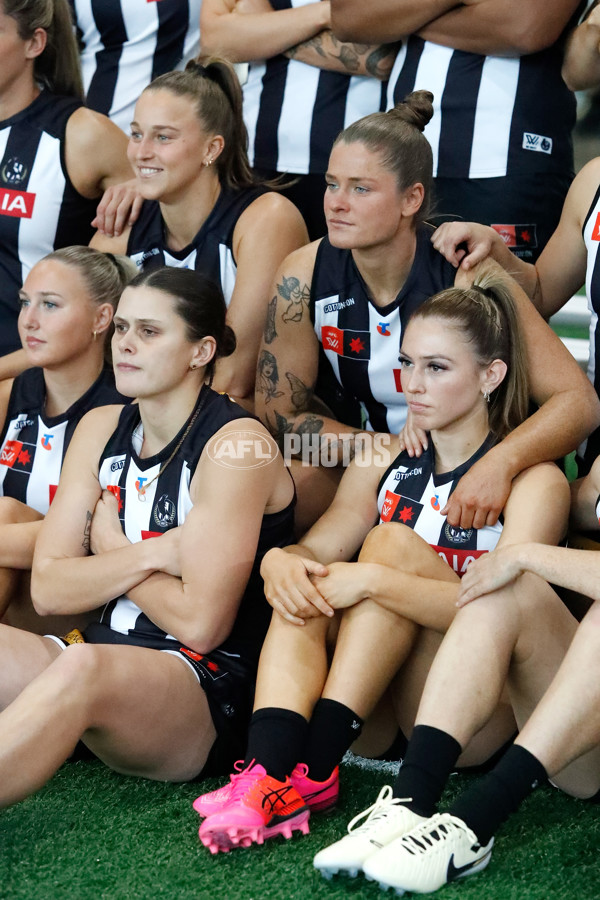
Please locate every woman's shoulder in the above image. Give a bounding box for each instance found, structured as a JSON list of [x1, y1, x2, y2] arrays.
[[234, 189, 309, 242], [75, 403, 128, 441], [507, 460, 569, 506]]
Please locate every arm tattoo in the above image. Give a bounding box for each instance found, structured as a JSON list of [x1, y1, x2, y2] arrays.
[[286, 372, 314, 410], [82, 510, 92, 553], [366, 42, 401, 79], [266, 409, 294, 447], [288, 32, 328, 60], [256, 350, 284, 404], [296, 414, 324, 436], [264, 295, 278, 344], [339, 44, 361, 73], [278, 276, 311, 324]]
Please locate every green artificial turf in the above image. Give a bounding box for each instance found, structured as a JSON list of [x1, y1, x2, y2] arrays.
[[2, 755, 599, 900]]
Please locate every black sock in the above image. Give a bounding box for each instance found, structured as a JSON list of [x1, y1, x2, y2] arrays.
[[392, 725, 462, 816], [303, 699, 363, 782], [243, 707, 308, 782], [449, 744, 548, 845]]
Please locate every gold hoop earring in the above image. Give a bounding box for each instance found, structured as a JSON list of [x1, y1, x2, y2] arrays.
[[93, 331, 97, 341]]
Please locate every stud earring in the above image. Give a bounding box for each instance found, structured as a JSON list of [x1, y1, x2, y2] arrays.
[[483, 389, 490, 402]]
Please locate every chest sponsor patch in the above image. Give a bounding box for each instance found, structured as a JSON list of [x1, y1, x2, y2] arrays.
[[491, 224, 537, 251], [591, 212, 600, 242], [321, 326, 371, 359], [380, 490, 423, 525], [0, 187, 35, 218], [0, 439, 23, 467]]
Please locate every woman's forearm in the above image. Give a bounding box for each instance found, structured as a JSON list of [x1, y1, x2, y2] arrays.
[[362, 561, 459, 632], [31, 538, 163, 617], [512, 543, 600, 602], [201, 3, 329, 61]]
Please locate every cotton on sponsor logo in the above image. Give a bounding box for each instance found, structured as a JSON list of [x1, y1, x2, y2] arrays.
[[0, 440, 22, 467], [0, 188, 35, 218], [592, 213, 600, 242], [436, 546, 487, 575], [393, 369, 403, 393]]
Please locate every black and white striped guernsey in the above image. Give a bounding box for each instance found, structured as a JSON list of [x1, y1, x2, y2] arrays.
[[0, 92, 99, 356], [377, 434, 503, 577], [70, 0, 202, 133], [126, 185, 266, 305], [387, 27, 579, 181], [579, 183, 600, 468], [0, 367, 125, 515], [242, 0, 385, 176], [311, 229, 456, 433], [94, 388, 295, 659]]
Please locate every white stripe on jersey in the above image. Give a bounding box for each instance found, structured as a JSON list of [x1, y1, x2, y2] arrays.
[[277, 59, 321, 173], [25, 421, 66, 513], [218, 242, 237, 307], [469, 57, 520, 179], [414, 44, 453, 179], [129, 244, 236, 306], [243, 63, 263, 169], [75, 0, 201, 133], [17, 132, 65, 288], [366, 302, 406, 433]]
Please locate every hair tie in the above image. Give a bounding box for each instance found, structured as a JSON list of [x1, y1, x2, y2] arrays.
[[471, 283, 491, 299]]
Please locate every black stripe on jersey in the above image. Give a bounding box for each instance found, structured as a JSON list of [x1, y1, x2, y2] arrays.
[[507, 47, 576, 178], [437, 52, 484, 179], [336, 293, 389, 432], [85, 0, 127, 116], [253, 56, 290, 171], [309, 71, 350, 174], [153, 0, 190, 80], [392, 37, 424, 106]]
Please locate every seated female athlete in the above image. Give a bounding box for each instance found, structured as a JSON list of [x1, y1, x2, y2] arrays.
[[0, 266, 295, 807], [194, 266, 570, 854], [254, 90, 598, 533], [431, 153, 600, 473], [0, 246, 133, 633], [0, 0, 133, 373], [309, 446, 600, 895], [91, 57, 308, 404]]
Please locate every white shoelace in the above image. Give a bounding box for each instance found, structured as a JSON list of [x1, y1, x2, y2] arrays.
[[347, 786, 414, 835]]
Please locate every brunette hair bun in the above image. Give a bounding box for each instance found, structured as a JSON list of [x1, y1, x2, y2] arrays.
[[388, 90, 434, 132]]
